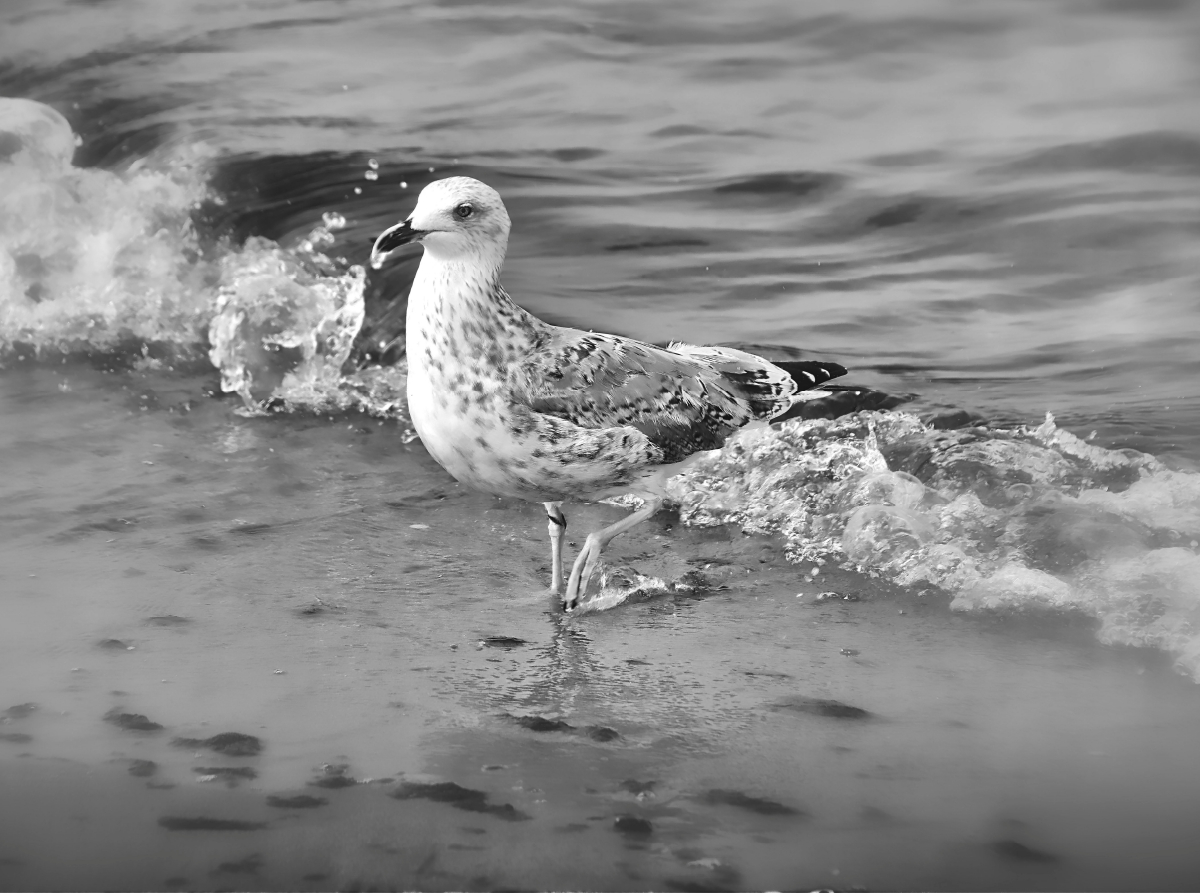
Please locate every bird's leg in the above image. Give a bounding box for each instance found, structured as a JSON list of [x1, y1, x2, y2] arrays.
[[563, 496, 664, 611], [544, 502, 567, 596]]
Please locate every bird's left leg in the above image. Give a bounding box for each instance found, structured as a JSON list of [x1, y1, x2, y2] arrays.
[[544, 502, 567, 595], [563, 496, 664, 611]]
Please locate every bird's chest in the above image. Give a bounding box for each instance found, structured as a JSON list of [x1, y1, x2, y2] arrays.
[[405, 316, 532, 495]]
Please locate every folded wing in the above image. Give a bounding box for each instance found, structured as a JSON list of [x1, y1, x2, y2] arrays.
[[510, 330, 845, 464]]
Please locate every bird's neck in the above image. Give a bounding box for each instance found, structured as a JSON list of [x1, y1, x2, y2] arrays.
[[407, 253, 542, 376]]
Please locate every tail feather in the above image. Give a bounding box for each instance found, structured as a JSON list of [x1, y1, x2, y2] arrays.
[[667, 342, 849, 425]]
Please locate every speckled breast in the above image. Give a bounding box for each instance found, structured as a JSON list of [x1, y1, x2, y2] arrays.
[[406, 358, 548, 501]]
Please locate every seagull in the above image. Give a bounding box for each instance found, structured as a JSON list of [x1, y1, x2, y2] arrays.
[[370, 177, 847, 611]]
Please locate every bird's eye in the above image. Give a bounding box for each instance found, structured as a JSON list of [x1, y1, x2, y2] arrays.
[[453, 202, 474, 220]]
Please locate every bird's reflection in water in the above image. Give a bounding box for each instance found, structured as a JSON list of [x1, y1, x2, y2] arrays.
[[530, 615, 598, 717]]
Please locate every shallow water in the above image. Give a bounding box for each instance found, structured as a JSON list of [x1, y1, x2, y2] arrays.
[[3, 1, 1200, 889], [5, 364, 1200, 892]]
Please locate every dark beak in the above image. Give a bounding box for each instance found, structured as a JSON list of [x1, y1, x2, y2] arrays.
[[370, 218, 423, 268]]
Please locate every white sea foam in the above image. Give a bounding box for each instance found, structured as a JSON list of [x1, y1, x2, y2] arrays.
[[669, 412, 1200, 680], [0, 98, 213, 352], [0, 98, 409, 424]]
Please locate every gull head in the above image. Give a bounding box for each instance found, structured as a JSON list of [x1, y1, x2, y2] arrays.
[[370, 176, 511, 268]]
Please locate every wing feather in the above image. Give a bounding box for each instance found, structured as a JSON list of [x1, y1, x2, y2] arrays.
[[510, 329, 844, 464]]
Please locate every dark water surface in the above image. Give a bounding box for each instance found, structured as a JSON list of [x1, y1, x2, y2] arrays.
[[4, 0, 1200, 452], [3, 1, 1200, 890]]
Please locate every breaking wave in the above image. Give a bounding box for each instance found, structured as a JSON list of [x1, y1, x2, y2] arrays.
[[0, 97, 408, 423], [670, 412, 1200, 680], [0, 98, 212, 353]]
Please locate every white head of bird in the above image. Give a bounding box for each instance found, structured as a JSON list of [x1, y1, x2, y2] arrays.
[[370, 176, 511, 269]]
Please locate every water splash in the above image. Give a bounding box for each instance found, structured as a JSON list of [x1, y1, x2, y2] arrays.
[[571, 572, 672, 616], [669, 412, 1200, 679], [0, 98, 413, 429], [205, 220, 414, 428], [207, 228, 366, 414], [0, 97, 213, 353], [571, 565, 708, 615]]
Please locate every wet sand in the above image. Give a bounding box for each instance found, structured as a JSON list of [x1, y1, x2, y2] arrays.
[[3, 362, 1200, 891]]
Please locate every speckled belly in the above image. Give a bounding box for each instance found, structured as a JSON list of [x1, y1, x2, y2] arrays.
[[407, 363, 545, 500]]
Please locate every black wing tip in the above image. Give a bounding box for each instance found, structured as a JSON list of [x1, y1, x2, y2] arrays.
[[773, 359, 848, 387]]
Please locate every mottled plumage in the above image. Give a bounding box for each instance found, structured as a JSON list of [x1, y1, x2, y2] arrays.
[[514, 335, 827, 465], [371, 177, 847, 609]]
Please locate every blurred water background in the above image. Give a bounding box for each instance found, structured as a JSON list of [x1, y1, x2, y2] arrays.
[[3, 1, 1200, 889]]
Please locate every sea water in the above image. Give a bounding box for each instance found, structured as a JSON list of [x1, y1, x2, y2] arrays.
[[3, 2, 1200, 889]]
